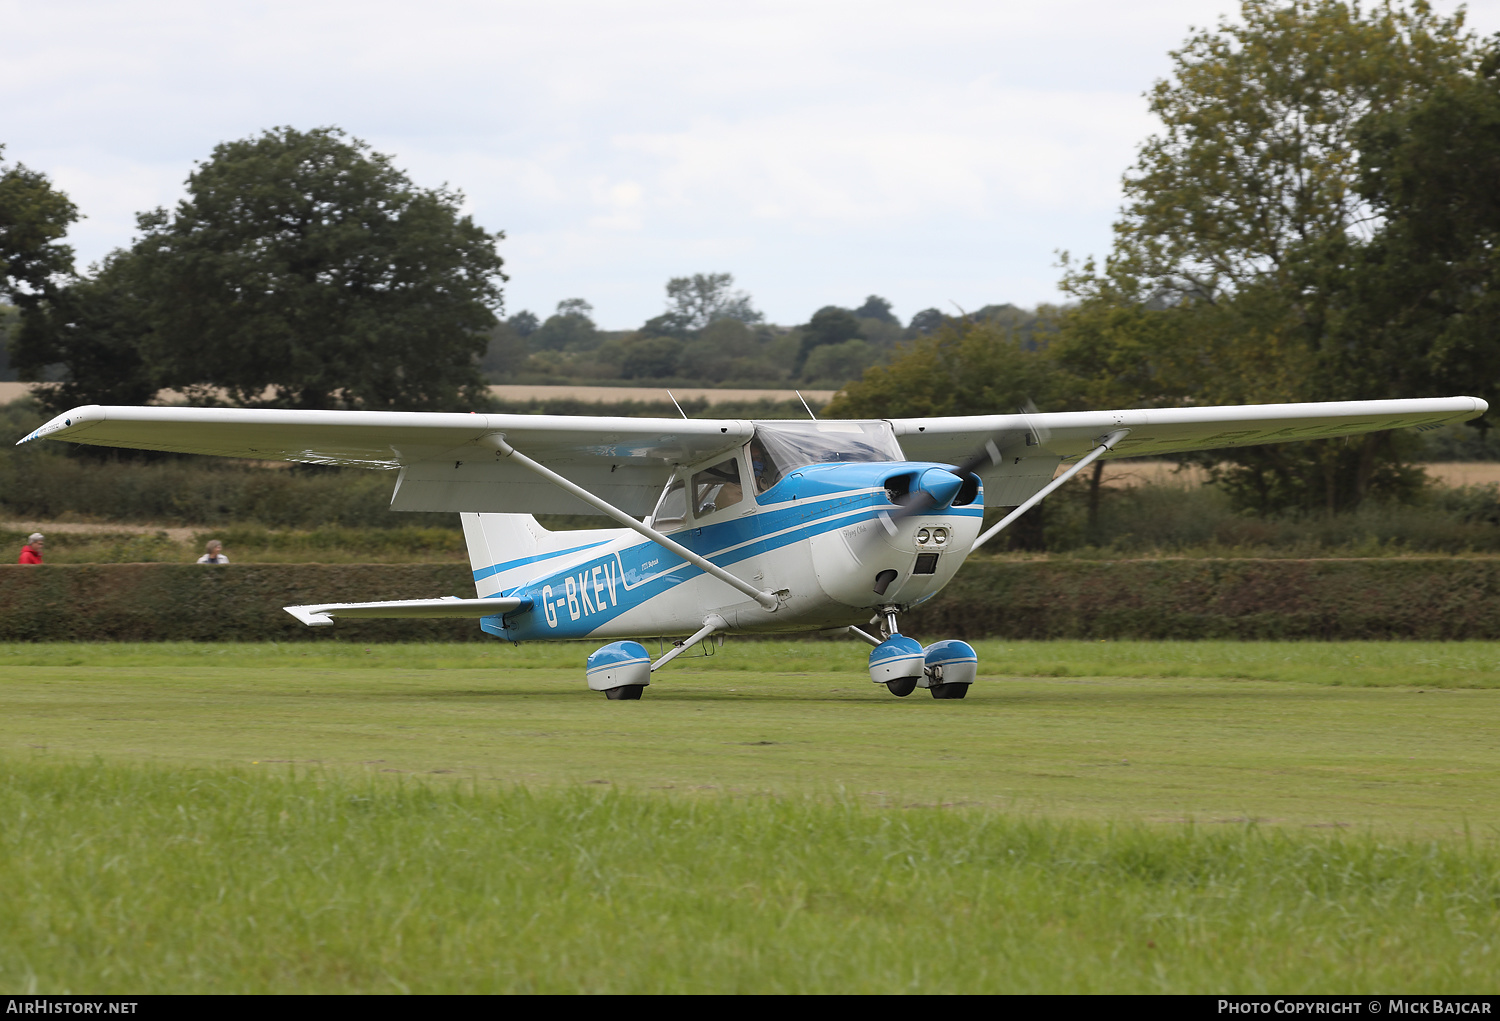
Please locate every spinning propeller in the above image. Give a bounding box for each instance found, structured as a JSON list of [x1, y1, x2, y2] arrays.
[[857, 401, 1055, 608], [873, 400, 1051, 536]]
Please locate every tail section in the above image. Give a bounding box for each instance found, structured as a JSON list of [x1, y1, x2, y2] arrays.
[[462, 513, 622, 597]]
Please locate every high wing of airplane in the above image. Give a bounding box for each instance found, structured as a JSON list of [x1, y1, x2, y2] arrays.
[[20, 395, 1487, 700]]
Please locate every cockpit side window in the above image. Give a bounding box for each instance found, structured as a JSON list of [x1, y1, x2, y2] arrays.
[[650, 480, 688, 532], [691, 458, 743, 518]]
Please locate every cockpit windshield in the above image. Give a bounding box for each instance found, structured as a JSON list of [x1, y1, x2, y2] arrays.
[[747, 421, 904, 493]]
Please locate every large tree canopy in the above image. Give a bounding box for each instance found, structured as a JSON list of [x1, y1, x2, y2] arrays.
[[126, 126, 506, 410], [0, 146, 79, 311], [1103, 0, 1475, 303], [1055, 0, 1490, 514], [1333, 57, 1500, 405]]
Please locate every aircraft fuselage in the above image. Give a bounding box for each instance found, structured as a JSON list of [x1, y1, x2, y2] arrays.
[[476, 461, 984, 641]]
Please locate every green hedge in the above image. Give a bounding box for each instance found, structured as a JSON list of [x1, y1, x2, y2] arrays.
[[905, 558, 1500, 640], [3, 559, 1499, 642], [0, 564, 480, 642]]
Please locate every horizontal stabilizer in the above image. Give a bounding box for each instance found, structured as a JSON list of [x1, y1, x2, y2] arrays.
[[283, 595, 530, 627]]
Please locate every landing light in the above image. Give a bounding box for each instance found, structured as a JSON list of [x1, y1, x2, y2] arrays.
[[916, 528, 931, 544], [933, 528, 949, 545]]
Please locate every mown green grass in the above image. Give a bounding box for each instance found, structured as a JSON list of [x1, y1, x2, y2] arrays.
[[4, 640, 1499, 992], [3, 637, 1497, 686], [3, 641, 1498, 837], [2, 761, 1497, 994]]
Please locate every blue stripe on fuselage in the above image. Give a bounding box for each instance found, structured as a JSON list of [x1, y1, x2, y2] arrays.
[[480, 461, 983, 641], [472, 539, 613, 582]]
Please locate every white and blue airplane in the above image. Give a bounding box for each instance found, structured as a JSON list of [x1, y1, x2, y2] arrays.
[[20, 395, 1487, 699]]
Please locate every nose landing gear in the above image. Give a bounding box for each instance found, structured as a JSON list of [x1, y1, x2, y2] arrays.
[[920, 639, 978, 699], [868, 633, 924, 696], [853, 610, 977, 700]]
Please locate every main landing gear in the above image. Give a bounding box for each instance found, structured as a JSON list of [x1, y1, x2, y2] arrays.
[[856, 607, 977, 700], [586, 641, 652, 700], [587, 615, 728, 700]]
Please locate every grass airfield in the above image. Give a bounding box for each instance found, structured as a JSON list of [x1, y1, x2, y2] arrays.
[[3, 640, 1499, 993]]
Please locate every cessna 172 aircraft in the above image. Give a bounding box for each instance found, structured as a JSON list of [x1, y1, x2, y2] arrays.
[[20, 395, 1487, 699]]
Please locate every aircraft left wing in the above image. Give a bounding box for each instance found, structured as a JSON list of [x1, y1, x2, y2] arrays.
[[20, 405, 754, 516], [891, 397, 1488, 465]]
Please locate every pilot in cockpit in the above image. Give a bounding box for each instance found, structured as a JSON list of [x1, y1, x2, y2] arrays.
[[749, 440, 773, 493]]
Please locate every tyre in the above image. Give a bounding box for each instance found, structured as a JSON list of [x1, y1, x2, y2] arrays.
[[605, 685, 644, 700], [887, 677, 918, 697], [929, 683, 969, 699]]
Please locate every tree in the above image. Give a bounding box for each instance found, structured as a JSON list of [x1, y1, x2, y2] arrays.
[[906, 308, 944, 337], [126, 126, 505, 411], [506, 310, 540, 337], [802, 339, 877, 384], [2, 148, 80, 397], [620, 336, 682, 378], [479, 321, 530, 381], [677, 317, 759, 382], [1067, 0, 1484, 513], [827, 317, 1059, 420], [13, 251, 159, 410], [796, 306, 862, 372], [660, 273, 762, 332], [853, 295, 897, 324], [1048, 301, 1200, 532], [532, 299, 601, 352], [1107, 0, 1474, 304], [1335, 56, 1500, 407], [0, 147, 79, 311], [0, 304, 18, 380]]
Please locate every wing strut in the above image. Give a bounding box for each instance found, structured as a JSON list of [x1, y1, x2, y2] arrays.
[[970, 429, 1130, 552], [484, 435, 781, 611]]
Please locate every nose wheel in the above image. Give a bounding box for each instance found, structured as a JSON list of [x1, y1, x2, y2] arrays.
[[855, 615, 977, 700]]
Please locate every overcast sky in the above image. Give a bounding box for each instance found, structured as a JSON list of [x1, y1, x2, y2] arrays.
[[4, 1, 1497, 329]]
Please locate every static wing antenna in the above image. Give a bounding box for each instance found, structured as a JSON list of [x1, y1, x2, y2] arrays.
[[485, 434, 782, 612], [666, 390, 688, 419], [796, 390, 818, 421], [970, 430, 1129, 552]]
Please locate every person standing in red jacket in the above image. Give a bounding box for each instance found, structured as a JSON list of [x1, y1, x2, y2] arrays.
[[18, 533, 43, 564]]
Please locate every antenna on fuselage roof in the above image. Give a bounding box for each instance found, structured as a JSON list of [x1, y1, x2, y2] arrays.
[[795, 390, 818, 421], [665, 390, 688, 419]]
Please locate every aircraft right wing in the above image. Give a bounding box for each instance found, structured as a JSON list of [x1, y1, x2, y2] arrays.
[[20, 405, 754, 516]]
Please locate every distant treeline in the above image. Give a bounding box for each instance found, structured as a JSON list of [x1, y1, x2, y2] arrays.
[[480, 286, 1042, 390]]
